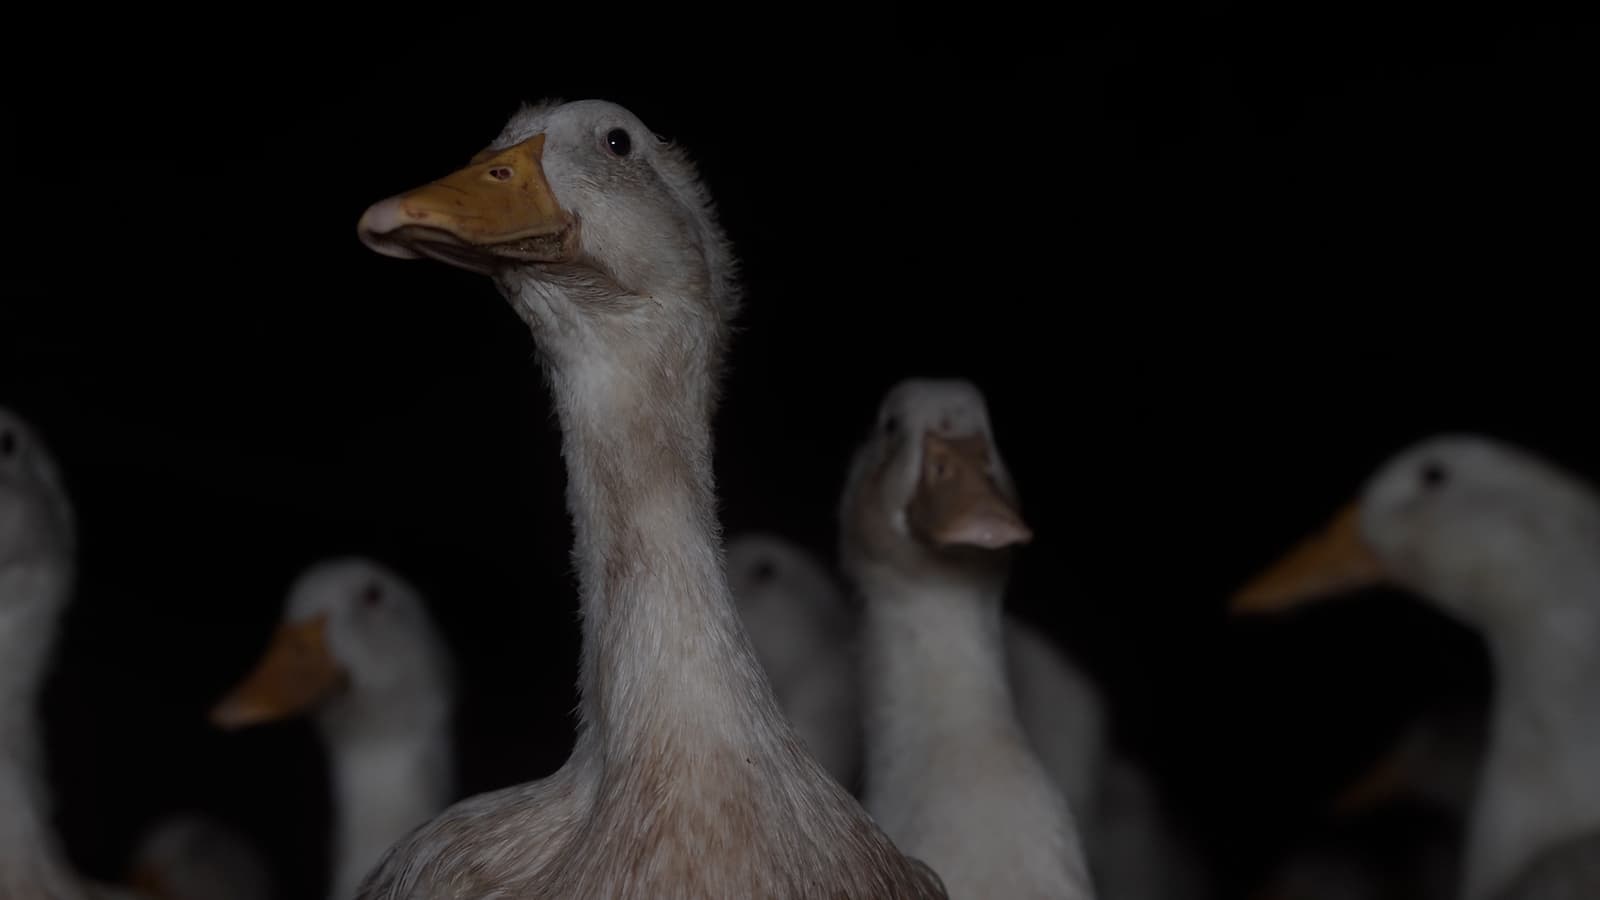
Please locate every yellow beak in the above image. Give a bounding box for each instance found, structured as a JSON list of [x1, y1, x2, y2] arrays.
[[1231, 502, 1388, 614], [357, 134, 577, 271], [210, 615, 347, 730]]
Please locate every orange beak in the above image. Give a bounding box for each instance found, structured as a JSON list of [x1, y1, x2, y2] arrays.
[[210, 615, 347, 730], [906, 433, 1033, 550], [1231, 502, 1388, 614], [356, 134, 577, 272]]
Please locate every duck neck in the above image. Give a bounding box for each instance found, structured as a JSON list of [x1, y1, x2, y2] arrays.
[[856, 561, 1024, 768], [546, 325, 785, 769], [0, 564, 76, 878], [320, 701, 454, 900], [1465, 585, 1600, 900]]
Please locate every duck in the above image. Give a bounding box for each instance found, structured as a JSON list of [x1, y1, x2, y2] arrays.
[[210, 558, 455, 900], [353, 98, 946, 898], [0, 407, 142, 900], [1232, 434, 1600, 900], [126, 812, 275, 900], [836, 377, 1094, 899]]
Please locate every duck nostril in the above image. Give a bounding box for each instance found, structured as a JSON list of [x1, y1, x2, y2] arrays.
[[488, 167, 513, 182]]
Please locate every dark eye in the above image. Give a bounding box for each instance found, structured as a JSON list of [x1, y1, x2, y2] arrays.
[[606, 128, 632, 157], [1420, 461, 1448, 489], [0, 430, 14, 458], [752, 559, 778, 583], [882, 416, 899, 436], [360, 582, 384, 608]]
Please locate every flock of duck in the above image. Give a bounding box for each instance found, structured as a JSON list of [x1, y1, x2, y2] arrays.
[[3, 98, 1597, 899]]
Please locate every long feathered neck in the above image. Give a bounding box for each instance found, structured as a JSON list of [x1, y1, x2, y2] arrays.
[[850, 554, 1091, 899], [855, 561, 1021, 772], [1463, 572, 1600, 900], [532, 286, 784, 768], [319, 696, 455, 900], [0, 562, 85, 894]]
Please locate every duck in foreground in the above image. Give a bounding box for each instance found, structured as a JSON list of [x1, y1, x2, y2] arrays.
[[355, 99, 946, 899], [1233, 435, 1600, 900]]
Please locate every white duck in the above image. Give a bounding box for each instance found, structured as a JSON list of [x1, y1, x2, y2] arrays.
[[1233, 434, 1600, 900], [353, 98, 946, 898], [0, 407, 140, 900], [836, 377, 1095, 899], [210, 558, 455, 900], [126, 812, 275, 900]]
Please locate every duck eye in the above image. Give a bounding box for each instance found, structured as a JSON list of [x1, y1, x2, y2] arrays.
[[0, 430, 14, 458], [1420, 461, 1448, 489], [360, 582, 384, 608], [882, 416, 899, 437], [752, 559, 778, 583], [606, 128, 632, 157]]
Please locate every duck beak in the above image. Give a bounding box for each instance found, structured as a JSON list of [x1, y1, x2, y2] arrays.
[[356, 133, 577, 272], [1231, 502, 1387, 614], [906, 433, 1033, 549], [1329, 738, 1415, 816], [209, 615, 347, 730]]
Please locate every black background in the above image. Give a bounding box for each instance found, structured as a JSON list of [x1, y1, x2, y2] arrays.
[[2, 6, 1589, 897]]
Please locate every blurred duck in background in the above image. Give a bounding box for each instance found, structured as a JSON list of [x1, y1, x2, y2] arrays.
[[1233, 435, 1600, 900], [211, 559, 456, 900], [126, 812, 274, 900], [0, 407, 142, 900], [833, 377, 1094, 898]]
